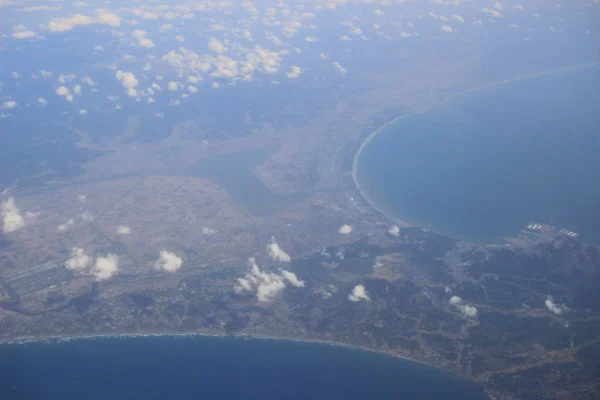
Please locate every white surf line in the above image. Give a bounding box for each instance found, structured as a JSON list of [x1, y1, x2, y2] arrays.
[[350, 60, 600, 230], [446, 61, 600, 100]]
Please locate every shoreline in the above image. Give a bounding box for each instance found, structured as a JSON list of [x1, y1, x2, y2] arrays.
[[351, 115, 413, 229], [0, 330, 474, 383], [350, 60, 600, 240]]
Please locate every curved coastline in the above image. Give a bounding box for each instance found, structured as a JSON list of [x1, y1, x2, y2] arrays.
[[351, 115, 412, 228], [0, 330, 479, 387], [351, 61, 600, 238]]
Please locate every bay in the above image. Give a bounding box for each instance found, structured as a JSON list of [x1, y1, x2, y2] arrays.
[[356, 65, 600, 244], [0, 335, 485, 400]]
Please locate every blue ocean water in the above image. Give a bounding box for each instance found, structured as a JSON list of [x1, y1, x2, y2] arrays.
[[356, 65, 600, 244], [0, 336, 485, 400]]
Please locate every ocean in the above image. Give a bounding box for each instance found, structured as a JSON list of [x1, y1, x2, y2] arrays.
[[356, 64, 600, 244], [0, 335, 486, 400]]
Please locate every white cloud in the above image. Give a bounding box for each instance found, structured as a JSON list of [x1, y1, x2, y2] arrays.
[[459, 304, 478, 318], [202, 227, 216, 235], [440, 25, 453, 33], [286, 65, 302, 78], [73, 85, 82, 95], [93, 254, 119, 281], [58, 73, 76, 84], [208, 38, 227, 53], [512, 5, 524, 11], [1, 101, 17, 109], [57, 219, 75, 232], [81, 75, 95, 86], [132, 30, 155, 48], [168, 81, 181, 91], [18, 5, 62, 12], [2, 197, 25, 234], [494, 1, 502, 10], [281, 270, 305, 288], [175, 35, 185, 42], [187, 85, 197, 93], [12, 30, 37, 39], [39, 70, 53, 78], [117, 225, 131, 235], [449, 296, 478, 317], [267, 241, 291, 263], [388, 225, 400, 236], [545, 296, 567, 315], [56, 86, 73, 102], [234, 258, 304, 303], [348, 284, 370, 302], [97, 12, 120, 27], [265, 31, 284, 46], [332, 61, 347, 74], [338, 224, 352, 234], [48, 14, 93, 32], [452, 14, 464, 23], [65, 247, 93, 271], [115, 71, 139, 97], [38, 97, 48, 105], [154, 250, 183, 272]]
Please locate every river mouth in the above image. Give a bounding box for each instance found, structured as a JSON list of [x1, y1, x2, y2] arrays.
[[355, 64, 600, 244]]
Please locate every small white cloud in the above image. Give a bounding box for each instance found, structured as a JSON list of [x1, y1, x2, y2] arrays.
[[332, 61, 347, 74], [286, 65, 302, 79], [267, 241, 291, 263], [117, 225, 131, 235], [48, 14, 93, 32], [441, 25, 453, 33], [449, 296, 478, 317], [281, 270, 305, 288], [175, 35, 185, 42], [168, 81, 181, 91], [1, 101, 17, 109], [12, 30, 38, 40], [73, 85, 82, 95], [57, 219, 75, 232], [202, 227, 216, 235], [93, 254, 119, 281], [132, 30, 155, 48], [155, 251, 183, 272], [97, 12, 120, 27], [115, 71, 139, 97], [348, 284, 370, 302], [187, 85, 198, 93], [38, 97, 48, 105], [388, 225, 400, 236], [208, 38, 227, 53], [512, 5, 524, 11], [81, 75, 95, 86], [452, 15, 464, 23], [234, 258, 303, 303], [338, 224, 352, 234], [2, 197, 25, 233], [545, 296, 567, 315], [65, 247, 93, 271]]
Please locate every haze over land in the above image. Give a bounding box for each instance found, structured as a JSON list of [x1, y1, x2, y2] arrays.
[[1, 0, 600, 399]]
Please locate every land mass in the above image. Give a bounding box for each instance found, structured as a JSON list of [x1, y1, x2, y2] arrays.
[[1, 61, 600, 400]]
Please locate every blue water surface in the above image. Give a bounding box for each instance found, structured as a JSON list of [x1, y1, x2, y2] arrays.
[[356, 65, 600, 244], [0, 335, 486, 400]]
